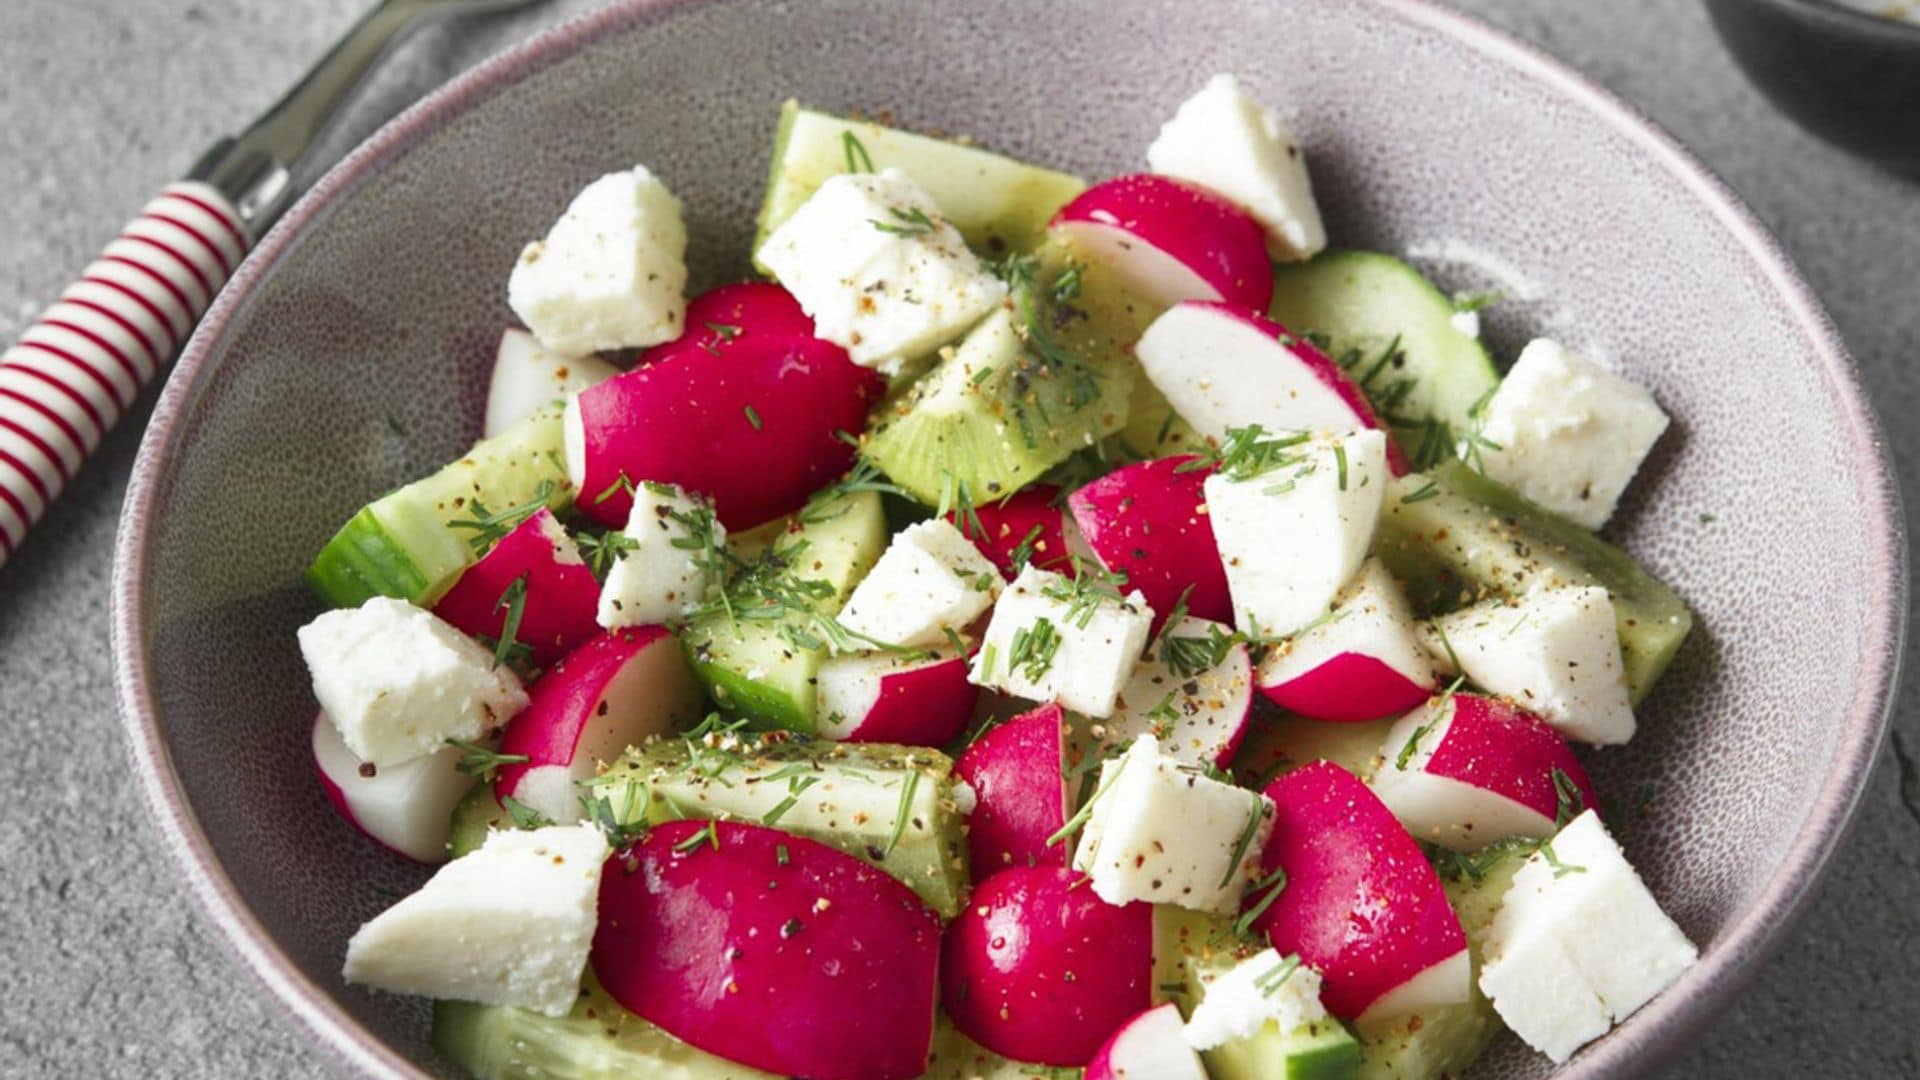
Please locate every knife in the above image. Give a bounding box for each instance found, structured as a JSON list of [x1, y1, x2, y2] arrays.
[[0, 0, 547, 570]]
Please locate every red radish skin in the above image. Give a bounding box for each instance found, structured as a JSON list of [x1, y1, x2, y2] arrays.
[[432, 509, 600, 666], [1425, 694, 1601, 822], [494, 627, 702, 822], [951, 485, 1074, 579], [594, 821, 941, 1080], [816, 651, 978, 746], [569, 335, 883, 530], [1051, 175, 1272, 311], [1068, 457, 1231, 629], [953, 704, 1070, 877], [1253, 762, 1468, 1020], [1262, 652, 1433, 722], [943, 866, 1154, 1066], [1138, 301, 1411, 476], [1085, 1003, 1207, 1080], [645, 281, 818, 360]]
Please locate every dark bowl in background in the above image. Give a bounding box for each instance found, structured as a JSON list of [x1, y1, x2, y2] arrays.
[[1707, 0, 1920, 175]]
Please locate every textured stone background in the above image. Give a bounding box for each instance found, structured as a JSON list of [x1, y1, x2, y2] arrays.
[[0, 0, 1915, 1076]]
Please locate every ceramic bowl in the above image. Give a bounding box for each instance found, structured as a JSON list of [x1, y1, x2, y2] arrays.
[[1707, 0, 1920, 175], [110, 0, 1905, 1076]]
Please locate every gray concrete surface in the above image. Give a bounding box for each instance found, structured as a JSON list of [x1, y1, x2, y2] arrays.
[[0, 0, 1915, 1075]]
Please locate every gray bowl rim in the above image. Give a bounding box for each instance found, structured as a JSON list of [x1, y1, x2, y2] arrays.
[[108, 0, 1908, 1076]]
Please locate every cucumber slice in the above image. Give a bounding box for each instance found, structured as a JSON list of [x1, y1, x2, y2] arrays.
[[598, 735, 968, 917], [864, 251, 1136, 505], [1376, 463, 1692, 703], [446, 783, 510, 859], [433, 975, 777, 1079], [755, 101, 1086, 265], [1149, 907, 1361, 1080], [924, 1016, 1057, 1079], [1230, 712, 1398, 790], [1355, 848, 1526, 1080], [305, 406, 572, 607], [681, 492, 887, 732], [1268, 251, 1497, 468]]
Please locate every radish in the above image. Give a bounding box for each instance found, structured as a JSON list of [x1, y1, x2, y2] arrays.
[[1050, 174, 1272, 311], [1373, 693, 1600, 852], [493, 627, 703, 823], [1086, 1003, 1206, 1080], [1105, 617, 1253, 768], [594, 820, 942, 1080], [950, 484, 1075, 579], [656, 281, 818, 357], [817, 648, 978, 746], [565, 334, 883, 530], [1256, 558, 1436, 722], [483, 328, 620, 438], [1067, 457, 1231, 629], [953, 703, 1069, 877], [432, 508, 601, 667], [942, 865, 1154, 1067], [311, 713, 474, 863], [1137, 301, 1410, 475], [1252, 762, 1470, 1026]]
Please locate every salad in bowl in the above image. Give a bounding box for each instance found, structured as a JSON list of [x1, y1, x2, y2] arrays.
[[294, 74, 1695, 1079]]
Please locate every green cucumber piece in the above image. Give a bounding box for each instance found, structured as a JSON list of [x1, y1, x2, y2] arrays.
[[1268, 251, 1497, 468], [447, 783, 511, 860], [864, 252, 1135, 505], [755, 101, 1086, 266], [680, 491, 887, 732], [1230, 712, 1398, 790], [924, 1016, 1059, 1079], [1355, 848, 1526, 1080], [598, 735, 968, 918], [1376, 462, 1692, 703], [305, 406, 571, 607], [433, 975, 777, 1079], [1149, 907, 1360, 1080]]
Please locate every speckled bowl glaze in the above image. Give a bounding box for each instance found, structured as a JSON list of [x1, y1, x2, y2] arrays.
[[110, 0, 1904, 1076]]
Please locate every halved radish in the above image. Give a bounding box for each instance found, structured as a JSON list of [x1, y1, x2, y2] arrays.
[[953, 703, 1069, 878], [594, 820, 942, 1080], [1253, 762, 1469, 1025], [1086, 1003, 1206, 1080], [1068, 456, 1230, 629], [1105, 617, 1253, 768], [1051, 174, 1272, 311], [1256, 558, 1436, 722], [566, 335, 884, 530], [312, 713, 474, 863], [1373, 693, 1600, 852], [643, 281, 819, 360], [950, 484, 1074, 579], [817, 649, 978, 746], [942, 865, 1154, 1067], [433, 508, 601, 667], [493, 627, 703, 823], [1137, 301, 1409, 475], [484, 328, 620, 438]]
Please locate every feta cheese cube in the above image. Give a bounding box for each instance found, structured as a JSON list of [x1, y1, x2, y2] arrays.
[[298, 597, 527, 768], [837, 518, 1004, 648], [1471, 339, 1669, 529], [508, 165, 688, 355], [1206, 430, 1388, 637], [1146, 74, 1326, 262], [1182, 947, 1330, 1051], [1072, 735, 1275, 914], [1433, 585, 1635, 744], [597, 482, 726, 629], [969, 564, 1153, 717], [755, 169, 1005, 375], [343, 824, 609, 1017], [1480, 811, 1697, 1063]]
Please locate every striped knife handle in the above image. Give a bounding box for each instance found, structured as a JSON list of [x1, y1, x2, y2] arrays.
[[0, 182, 248, 568]]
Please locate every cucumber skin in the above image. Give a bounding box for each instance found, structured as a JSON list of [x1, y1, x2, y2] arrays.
[[305, 407, 571, 608], [1377, 462, 1692, 704]]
